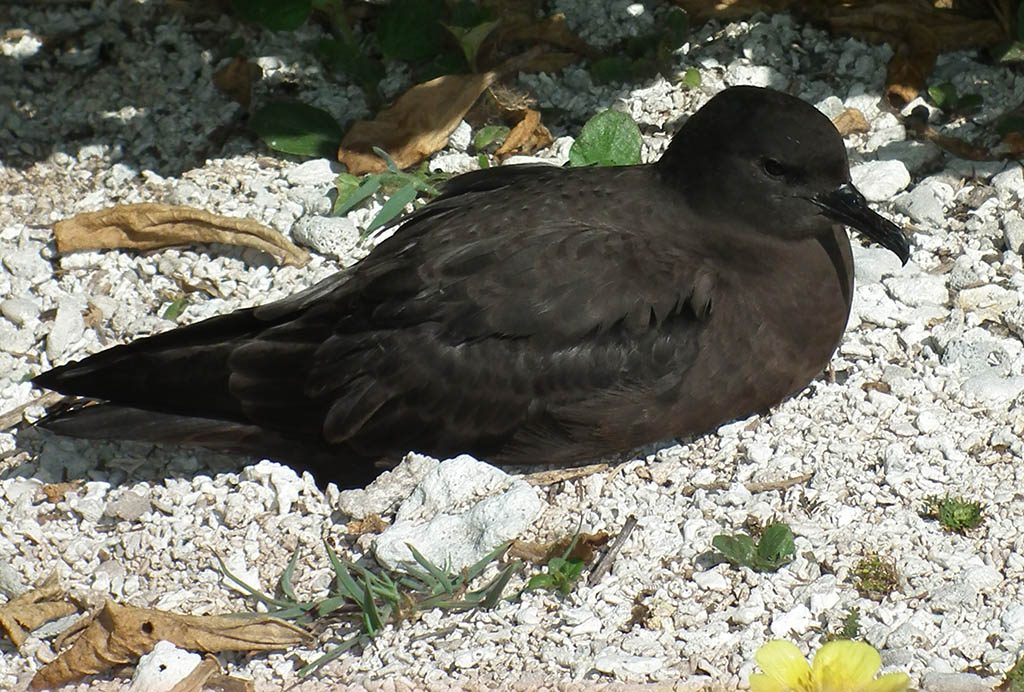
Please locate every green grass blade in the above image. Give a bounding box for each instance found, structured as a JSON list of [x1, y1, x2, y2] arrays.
[[366, 182, 417, 233], [333, 175, 381, 216]]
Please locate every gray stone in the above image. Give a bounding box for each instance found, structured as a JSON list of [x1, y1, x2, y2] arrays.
[[128, 640, 202, 692], [919, 672, 992, 692], [992, 165, 1024, 198], [372, 455, 545, 571], [285, 158, 342, 187], [849, 160, 910, 202], [894, 179, 954, 227], [0, 297, 40, 326], [45, 299, 86, 362], [2, 246, 49, 280], [942, 328, 1015, 379], [105, 491, 152, 522], [290, 215, 360, 259], [336, 452, 440, 519], [852, 243, 904, 285], [448, 120, 472, 152], [876, 139, 943, 174], [1003, 210, 1024, 254], [884, 273, 948, 308], [955, 284, 1018, 323]]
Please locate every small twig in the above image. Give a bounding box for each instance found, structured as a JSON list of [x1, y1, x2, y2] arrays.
[[587, 516, 638, 587], [746, 472, 814, 494], [523, 463, 609, 487], [0, 392, 65, 432]]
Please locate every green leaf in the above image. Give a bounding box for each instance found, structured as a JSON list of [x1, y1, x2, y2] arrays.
[[366, 183, 418, 233], [590, 56, 634, 85], [333, 175, 381, 216], [927, 82, 957, 110], [526, 574, 554, 591], [161, 296, 188, 321], [277, 548, 301, 602], [472, 124, 510, 151], [568, 109, 642, 167], [231, 0, 312, 31], [755, 523, 796, 568], [406, 544, 454, 594], [444, 19, 500, 71], [711, 534, 755, 568], [250, 101, 342, 158], [378, 0, 446, 62], [682, 67, 701, 89], [360, 575, 384, 635]]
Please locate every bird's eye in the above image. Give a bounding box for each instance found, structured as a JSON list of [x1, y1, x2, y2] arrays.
[[762, 158, 787, 178]]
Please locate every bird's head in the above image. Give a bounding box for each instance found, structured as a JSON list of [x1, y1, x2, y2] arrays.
[[659, 85, 910, 264]]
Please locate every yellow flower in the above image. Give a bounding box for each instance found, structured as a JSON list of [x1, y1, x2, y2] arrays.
[[749, 640, 911, 692]]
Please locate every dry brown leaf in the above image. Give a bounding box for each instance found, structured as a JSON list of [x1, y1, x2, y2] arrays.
[[509, 532, 610, 564], [168, 654, 255, 692], [213, 56, 262, 110], [40, 480, 84, 504], [346, 513, 389, 535], [31, 600, 310, 689], [494, 108, 553, 159], [496, 12, 597, 58], [53, 203, 309, 267], [0, 572, 78, 648], [339, 72, 497, 174], [832, 107, 870, 136]]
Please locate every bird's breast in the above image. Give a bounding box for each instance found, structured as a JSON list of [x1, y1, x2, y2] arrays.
[[668, 227, 854, 434]]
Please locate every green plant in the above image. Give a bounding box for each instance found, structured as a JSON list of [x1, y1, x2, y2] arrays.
[[524, 536, 586, 596], [250, 101, 344, 158], [568, 110, 643, 167], [927, 82, 984, 116], [219, 540, 520, 676], [332, 148, 449, 234], [922, 495, 985, 533], [711, 522, 796, 573], [852, 553, 898, 600]]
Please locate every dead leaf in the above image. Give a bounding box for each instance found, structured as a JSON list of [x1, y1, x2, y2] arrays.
[[494, 108, 553, 159], [32, 600, 310, 689], [213, 56, 262, 110], [338, 72, 497, 174], [53, 203, 309, 267], [346, 513, 389, 535], [832, 107, 870, 136], [496, 12, 596, 58], [40, 480, 84, 504], [884, 25, 939, 107], [509, 532, 610, 564], [0, 572, 78, 648], [169, 654, 255, 692]]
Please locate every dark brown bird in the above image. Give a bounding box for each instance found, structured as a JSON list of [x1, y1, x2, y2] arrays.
[[33, 86, 910, 487]]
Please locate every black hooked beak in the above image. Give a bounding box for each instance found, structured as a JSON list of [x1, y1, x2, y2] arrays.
[[812, 183, 911, 265]]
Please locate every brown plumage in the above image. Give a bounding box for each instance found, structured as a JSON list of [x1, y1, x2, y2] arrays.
[[32, 86, 910, 487]]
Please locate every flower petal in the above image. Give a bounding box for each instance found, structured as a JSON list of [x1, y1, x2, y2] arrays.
[[812, 640, 882, 688], [749, 673, 788, 692], [756, 640, 813, 689], [864, 672, 912, 692]]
